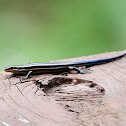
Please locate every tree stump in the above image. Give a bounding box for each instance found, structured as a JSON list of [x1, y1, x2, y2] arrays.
[[0, 51, 126, 126]]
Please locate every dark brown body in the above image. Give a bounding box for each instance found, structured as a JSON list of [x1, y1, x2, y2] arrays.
[[4, 53, 126, 75]]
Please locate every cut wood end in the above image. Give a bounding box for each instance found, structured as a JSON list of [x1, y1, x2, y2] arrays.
[[0, 50, 126, 126]]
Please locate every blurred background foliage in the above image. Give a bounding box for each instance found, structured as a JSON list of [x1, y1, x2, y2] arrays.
[[0, 0, 126, 70]]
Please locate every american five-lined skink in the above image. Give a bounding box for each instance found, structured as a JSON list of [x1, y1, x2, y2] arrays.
[[4, 53, 126, 78]]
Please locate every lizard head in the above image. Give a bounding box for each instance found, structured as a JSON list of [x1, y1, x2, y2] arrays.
[[4, 66, 18, 73]]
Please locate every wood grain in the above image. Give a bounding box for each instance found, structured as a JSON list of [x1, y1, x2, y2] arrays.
[[0, 50, 125, 126]]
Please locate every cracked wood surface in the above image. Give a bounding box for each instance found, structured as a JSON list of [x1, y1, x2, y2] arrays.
[[0, 50, 126, 126]]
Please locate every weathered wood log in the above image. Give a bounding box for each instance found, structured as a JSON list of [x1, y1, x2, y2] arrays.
[[0, 50, 125, 126]]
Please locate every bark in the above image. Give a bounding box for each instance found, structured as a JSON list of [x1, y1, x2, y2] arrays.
[[0, 50, 126, 126]]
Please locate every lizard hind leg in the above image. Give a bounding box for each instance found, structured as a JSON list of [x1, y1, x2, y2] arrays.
[[68, 66, 88, 74]]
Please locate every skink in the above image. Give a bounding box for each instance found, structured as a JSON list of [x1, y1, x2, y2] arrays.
[[4, 53, 126, 78]]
